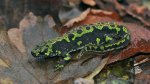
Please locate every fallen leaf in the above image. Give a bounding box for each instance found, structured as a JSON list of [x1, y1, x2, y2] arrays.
[[19, 12, 37, 30], [94, 58, 134, 84], [61, 8, 121, 34], [95, 0, 150, 27], [64, 8, 91, 28], [0, 59, 9, 68], [0, 25, 49, 84], [8, 28, 26, 53], [73, 56, 109, 84], [135, 72, 150, 84], [68, 0, 81, 7], [82, 0, 96, 6], [0, 78, 13, 84], [126, 4, 150, 27]]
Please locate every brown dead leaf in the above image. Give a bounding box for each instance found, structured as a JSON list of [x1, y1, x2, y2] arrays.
[[68, 0, 81, 7], [96, 0, 150, 27], [0, 22, 47, 84], [126, 4, 150, 27], [82, 0, 96, 6], [64, 8, 91, 28], [135, 72, 150, 84], [0, 59, 9, 68], [134, 5, 147, 14], [19, 12, 37, 30], [61, 9, 121, 34], [73, 56, 110, 84], [0, 78, 13, 84], [8, 12, 37, 53], [8, 28, 26, 53]]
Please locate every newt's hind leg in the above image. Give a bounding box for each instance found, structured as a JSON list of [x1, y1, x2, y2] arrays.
[[55, 53, 72, 71]]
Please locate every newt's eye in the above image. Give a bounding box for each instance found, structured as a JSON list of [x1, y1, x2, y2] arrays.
[[86, 26, 90, 30], [77, 30, 82, 34]]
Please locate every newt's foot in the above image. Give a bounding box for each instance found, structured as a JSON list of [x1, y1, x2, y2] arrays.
[[54, 55, 71, 71]]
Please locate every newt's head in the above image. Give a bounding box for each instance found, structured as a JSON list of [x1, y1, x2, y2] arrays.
[[31, 41, 55, 60]]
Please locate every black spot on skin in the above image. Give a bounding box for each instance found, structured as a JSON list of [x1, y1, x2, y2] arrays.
[[68, 34, 74, 40], [103, 26, 109, 29], [113, 35, 122, 40], [117, 25, 123, 28], [86, 26, 90, 30], [77, 30, 82, 34], [110, 25, 115, 27], [41, 48, 48, 55], [52, 39, 72, 53]]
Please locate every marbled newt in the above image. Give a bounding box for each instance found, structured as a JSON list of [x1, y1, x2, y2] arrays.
[[31, 22, 130, 70]]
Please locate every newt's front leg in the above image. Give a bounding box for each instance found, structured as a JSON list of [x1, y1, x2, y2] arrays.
[[55, 53, 72, 71]]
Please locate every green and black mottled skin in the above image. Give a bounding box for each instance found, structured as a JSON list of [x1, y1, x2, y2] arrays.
[[31, 22, 130, 70]]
